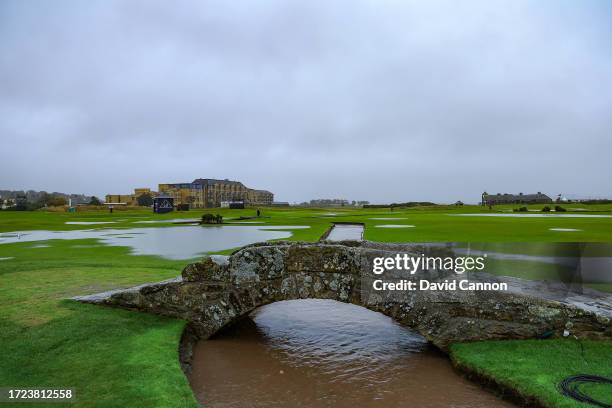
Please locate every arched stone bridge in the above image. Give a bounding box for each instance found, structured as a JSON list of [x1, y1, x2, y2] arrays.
[[76, 241, 611, 353]]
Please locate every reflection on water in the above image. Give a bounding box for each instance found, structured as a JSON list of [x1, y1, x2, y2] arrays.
[[326, 224, 364, 241], [0, 226, 309, 259], [189, 300, 513, 407]]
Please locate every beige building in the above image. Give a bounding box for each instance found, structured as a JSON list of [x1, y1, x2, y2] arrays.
[[158, 178, 274, 208], [247, 189, 274, 206], [105, 188, 156, 206]]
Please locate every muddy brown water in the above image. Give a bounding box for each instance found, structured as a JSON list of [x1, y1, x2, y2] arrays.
[[189, 299, 514, 407]]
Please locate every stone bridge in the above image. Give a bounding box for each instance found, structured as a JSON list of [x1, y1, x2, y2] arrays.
[[75, 241, 611, 353]]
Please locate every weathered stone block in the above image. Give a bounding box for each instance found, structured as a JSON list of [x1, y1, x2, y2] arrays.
[[182, 256, 229, 282]]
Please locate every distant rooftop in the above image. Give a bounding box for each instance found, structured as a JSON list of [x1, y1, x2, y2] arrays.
[[192, 178, 245, 186]]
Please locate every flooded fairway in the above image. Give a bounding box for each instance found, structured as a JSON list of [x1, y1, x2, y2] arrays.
[[189, 300, 513, 408], [325, 224, 364, 241], [0, 225, 309, 259]]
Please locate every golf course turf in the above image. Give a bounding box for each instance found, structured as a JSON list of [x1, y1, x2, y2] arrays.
[[1, 204, 611, 407]]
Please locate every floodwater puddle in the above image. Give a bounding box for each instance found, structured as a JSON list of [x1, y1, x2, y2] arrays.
[[132, 219, 200, 224], [0, 225, 309, 259], [189, 299, 514, 407], [325, 224, 364, 241]]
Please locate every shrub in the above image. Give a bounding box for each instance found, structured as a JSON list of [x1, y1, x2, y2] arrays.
[[89, 196, 102, 206], [513, 207, 528, 212], [201, 213, 215, 224], [136, 193, 153, 207], [555, 205, 567, 212], [201, 213, 223, 224], [542, 206, 551, 212]]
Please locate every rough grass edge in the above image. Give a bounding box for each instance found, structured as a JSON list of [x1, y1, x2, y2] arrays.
[[449, 350, 548, 408]]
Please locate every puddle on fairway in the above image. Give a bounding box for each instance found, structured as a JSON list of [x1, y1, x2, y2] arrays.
[[447, 244, 612, 286], [132, 219, 200, 224], [375, 224, 415, 228], [30, 244, 51, 248], [189, 299, 513, 408], [450, 213, 612, 218], [550, 228, 582, 232], [326, 224, 363, 241], [0, 226, 309, 260]]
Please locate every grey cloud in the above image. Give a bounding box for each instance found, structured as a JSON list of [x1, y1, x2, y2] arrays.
[[1, 0, 611, 202]]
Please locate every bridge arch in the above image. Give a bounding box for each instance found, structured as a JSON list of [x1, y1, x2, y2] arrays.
[[76, 240, 611, 354]]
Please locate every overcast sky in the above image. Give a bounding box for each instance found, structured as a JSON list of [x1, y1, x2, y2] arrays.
[[1, 0, 611, 203]]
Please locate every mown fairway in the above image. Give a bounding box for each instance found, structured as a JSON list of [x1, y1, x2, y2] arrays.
[[1, 204, 611, 407], [2, 203, 612, 241]]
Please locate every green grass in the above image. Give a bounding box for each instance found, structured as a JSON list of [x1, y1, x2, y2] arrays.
[[1, 205, 611, 407], [0, 240, 199, 407], [2, 203, 612, 241], [451, 339, 612, 408]]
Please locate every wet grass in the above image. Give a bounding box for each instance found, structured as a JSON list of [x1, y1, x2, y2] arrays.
[[2, 203, 612, 241], [1, 206, 611, 406], [0, 241, 198, 407], [451, 339, 612, 408]]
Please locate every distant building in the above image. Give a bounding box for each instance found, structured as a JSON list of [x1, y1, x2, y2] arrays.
[[307, 199, 350, 207], [481, 191, 552, 206], [221, 201, 245, 209], [104, 194, 136, 205], [158, 178, 273, 209], [105, 188, 157, 206], [1, 198, 16, 210], [247, 189, 274, 206]]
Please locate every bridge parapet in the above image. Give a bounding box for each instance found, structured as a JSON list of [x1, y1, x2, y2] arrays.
[[75, 241, 611, 351]]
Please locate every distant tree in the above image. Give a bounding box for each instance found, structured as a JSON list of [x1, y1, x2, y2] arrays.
[[137, 193, 154, 207], [89, 196, 102, 206], [47, 196, 67, 207], [15, 195, 28, 211], [35, 192, 50, 208]]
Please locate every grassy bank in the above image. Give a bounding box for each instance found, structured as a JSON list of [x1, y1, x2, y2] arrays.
[[451, 340, 612, 407], [0, 240, 199, 407]]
